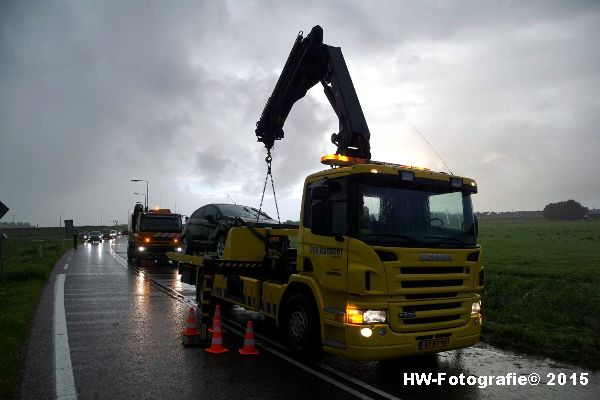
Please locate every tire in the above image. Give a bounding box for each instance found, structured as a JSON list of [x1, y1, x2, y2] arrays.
[[283, 293, 321, 357], [215, 234, 226, 259], [127, 243, 134, 260]]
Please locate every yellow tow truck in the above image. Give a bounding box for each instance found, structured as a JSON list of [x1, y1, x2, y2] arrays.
[[170, 26, 483, 360]]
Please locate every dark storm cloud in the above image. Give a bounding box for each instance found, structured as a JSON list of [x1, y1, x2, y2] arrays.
[[1, 0, 599, 225]]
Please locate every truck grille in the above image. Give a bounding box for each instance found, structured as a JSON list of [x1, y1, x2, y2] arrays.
[[389, 299, 469, 333], [151, 237, 175, 243], [377, 247, 478, 333]]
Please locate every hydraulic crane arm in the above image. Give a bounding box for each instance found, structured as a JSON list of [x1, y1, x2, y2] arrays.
[[255, 25, 371, 160]]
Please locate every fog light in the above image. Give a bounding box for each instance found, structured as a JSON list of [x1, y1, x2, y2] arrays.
[[176, 247, 182, 252], [360, 327, 373, 338], [138, 246, 145, 252]]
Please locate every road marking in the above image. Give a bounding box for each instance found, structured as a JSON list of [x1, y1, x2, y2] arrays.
[[108, 246, 397, 400], [223, 322, 375, 400], [63, 264, 69, 270], [54, 274, 77, 400]]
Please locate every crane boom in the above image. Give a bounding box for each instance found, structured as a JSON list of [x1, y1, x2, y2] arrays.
[[255, 25, 371, 160]]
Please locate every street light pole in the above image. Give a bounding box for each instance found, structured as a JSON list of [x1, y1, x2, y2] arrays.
[[131, 179, 149, 211]]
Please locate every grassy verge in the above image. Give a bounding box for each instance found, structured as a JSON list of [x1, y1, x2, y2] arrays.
[[478, 219, 600, 369], [0, 229, 72, 400]]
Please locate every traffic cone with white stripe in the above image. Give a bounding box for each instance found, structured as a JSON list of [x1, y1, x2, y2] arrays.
[[182, 307, 202, 347], [205, 319, 229, 354], [239, 320, 259, 355], [208, 304, 226, 333]]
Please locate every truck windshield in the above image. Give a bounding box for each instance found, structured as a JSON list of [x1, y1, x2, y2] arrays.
[[358, 183, 476, 247], [139, 215, 181, 232]]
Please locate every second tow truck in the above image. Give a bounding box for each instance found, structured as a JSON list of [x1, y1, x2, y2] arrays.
[[128, 203, 183, 265]]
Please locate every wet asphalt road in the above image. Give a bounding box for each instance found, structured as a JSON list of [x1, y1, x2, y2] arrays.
[[20, 237, 599, 400]]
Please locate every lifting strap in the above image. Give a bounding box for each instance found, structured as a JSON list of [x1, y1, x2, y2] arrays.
[[257, 150, 281, 224]]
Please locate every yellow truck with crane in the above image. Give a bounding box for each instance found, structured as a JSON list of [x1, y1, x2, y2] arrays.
[[170, 25, 483, 360]]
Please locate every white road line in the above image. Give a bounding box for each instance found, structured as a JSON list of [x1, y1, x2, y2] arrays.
[[108, 247, 390, 400], [223, 322, 375, 400], [54, 274, 77, 400], [63, 264, 69, 270]]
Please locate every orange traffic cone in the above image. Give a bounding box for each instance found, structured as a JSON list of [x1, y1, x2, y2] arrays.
[[208, 304, 226, 333], [183, 307, 200, 337], [205, 321, 229, 354], [239, 320, 259, 355], [182, 307, 204, 347]]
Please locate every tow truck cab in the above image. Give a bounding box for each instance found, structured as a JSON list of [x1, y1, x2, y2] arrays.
[[128, 206, 183, 264]]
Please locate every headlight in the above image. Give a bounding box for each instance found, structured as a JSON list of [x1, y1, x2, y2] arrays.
[[364, 310, 387, 323], [471, 300, 481, 316], [144, 237, 151, 243], [346, 306, 387, 324], [173, 238, 179, 244], [176, 247, 182, 252], [138, 246, 145, 252]]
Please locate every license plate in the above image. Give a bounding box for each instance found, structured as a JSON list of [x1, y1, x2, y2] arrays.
[[418, 337, 449, 351]]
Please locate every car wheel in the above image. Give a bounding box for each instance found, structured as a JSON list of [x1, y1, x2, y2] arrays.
[[284, 293, 321, 357], [215, 234, 226, 259]]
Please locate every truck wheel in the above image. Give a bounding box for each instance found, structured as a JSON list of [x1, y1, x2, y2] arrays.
[[284, 293, 321, 357], [215, 235, 226, 259]]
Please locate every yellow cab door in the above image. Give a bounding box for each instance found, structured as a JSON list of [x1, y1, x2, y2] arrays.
[[298, 176, 350, 294]]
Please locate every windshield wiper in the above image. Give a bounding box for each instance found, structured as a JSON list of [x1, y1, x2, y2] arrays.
[[363, 233, 419, 245], [424, 235, 469, 245]]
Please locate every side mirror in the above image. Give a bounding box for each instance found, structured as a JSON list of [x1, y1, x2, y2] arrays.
[[184, 216, 189, 222], [310, 199, 333, 236]]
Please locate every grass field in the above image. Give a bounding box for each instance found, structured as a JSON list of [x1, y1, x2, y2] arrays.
[[477, 218, 600, 369], [0, 228, 72, 400]]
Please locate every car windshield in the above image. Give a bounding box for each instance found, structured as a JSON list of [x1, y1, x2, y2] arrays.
[[358, 183, 476, 247], [90, 231, 101, 235], [139, 215, 182, 232], [218, 205, 273, 221]]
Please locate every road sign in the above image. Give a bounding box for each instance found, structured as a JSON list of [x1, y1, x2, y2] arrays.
[[64, 219, 74, 238], [0, 201, 8, 220]]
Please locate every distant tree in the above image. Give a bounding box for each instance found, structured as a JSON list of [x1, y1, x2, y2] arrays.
[[543, 200, 588, 220]]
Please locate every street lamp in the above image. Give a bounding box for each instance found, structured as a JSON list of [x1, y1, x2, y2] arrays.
[[131, 179, 149, 211]]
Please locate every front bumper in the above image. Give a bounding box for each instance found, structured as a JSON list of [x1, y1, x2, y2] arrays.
[[136, 245, 182, 258], [323, 313, 482, 360]]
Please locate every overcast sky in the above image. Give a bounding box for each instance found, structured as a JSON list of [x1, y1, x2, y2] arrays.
[[1, 0, 599, 227]]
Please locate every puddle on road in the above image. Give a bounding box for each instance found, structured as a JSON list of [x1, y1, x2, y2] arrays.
[[114, 243, 599, 400]]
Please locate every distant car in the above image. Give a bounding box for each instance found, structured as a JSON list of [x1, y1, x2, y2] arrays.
[[182, 203, 278, 257], [88, 231, 103, 243], [102, 231, 112, 240], [110, 230, 118, 239]]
